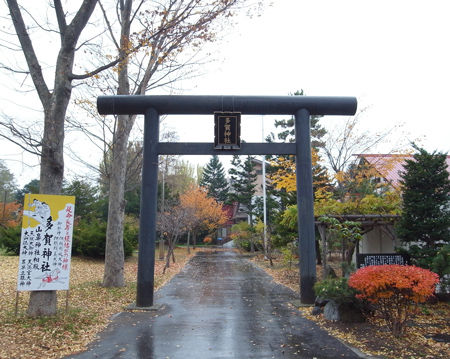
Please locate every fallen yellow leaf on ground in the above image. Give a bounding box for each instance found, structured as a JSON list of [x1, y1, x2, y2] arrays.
[[0, 248, 194, 359], [251, 253, 450, 359]]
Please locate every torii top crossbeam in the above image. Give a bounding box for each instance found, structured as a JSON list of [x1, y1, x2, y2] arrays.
[[97, 95, 357, 116]]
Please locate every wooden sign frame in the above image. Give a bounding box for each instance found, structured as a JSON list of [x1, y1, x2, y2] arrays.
[[214, 112, 241, 149]]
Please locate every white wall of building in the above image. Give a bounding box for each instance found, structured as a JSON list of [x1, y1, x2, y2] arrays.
[[358, 225, 401, 254]]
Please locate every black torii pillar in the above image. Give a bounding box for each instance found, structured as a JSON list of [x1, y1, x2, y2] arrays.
[[97, 95, 357, 306]]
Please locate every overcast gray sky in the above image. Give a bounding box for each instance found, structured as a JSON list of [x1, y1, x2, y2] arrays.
[[164, 0, 450, 172], [177, 0, 450, 147], [1, 0, 450, 186]]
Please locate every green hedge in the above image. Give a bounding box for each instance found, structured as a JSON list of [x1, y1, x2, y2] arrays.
[[0, 220, 138, 258], [0, 225, 21, 255], [72, 219, 138, 258], [314, 277, 356, 303]]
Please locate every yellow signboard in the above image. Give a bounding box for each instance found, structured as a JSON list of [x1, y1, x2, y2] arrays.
[[17, 194, 75, 291]]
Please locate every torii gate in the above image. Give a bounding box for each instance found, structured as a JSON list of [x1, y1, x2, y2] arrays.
[[97, 95, 357, 306]]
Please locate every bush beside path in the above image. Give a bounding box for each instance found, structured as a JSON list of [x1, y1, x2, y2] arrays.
[[251, 254, 450, 359]]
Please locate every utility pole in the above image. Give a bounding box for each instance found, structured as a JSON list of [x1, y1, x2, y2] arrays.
[[261, 116, 268, 259], [158, 169, 165, 260]]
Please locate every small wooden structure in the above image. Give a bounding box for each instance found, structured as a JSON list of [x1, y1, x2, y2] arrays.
[[315, 214, 400, 278]]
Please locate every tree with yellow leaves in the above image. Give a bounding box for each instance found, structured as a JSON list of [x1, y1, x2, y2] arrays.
[[270, 148, 330, 195], [264, 90, 329, 250], [268, 90, 330, 203]]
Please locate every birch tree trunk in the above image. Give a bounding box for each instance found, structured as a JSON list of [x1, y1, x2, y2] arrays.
[[159, 239, 165, 260]]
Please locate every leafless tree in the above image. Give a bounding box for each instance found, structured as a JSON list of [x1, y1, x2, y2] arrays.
[[91, 0, 247, 287], [157, 204, 191, 273], [2, 0, 106, 317], [321, 111, 406, 196], [0, 0, 261, 315]]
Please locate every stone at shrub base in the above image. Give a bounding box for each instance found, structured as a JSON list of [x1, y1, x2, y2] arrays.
[[314, 296, 329, 307], [324, 265, 338, 278], [323, 300, 365, 323], [312, 306, 323, 315]]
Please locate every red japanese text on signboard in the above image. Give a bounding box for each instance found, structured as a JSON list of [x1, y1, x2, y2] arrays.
[[17, 194, 75, 291]]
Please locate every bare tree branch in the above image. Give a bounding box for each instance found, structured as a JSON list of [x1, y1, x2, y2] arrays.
[[6, 0, 51, 107], [70, 56, 123, 80], [19, 3, 60, 35], [0, 64, 29, 74], [98, 0, 120, 50], [75, 27, 109, 51], [53, 0, 68, 35], [0, 118, 42, 155]]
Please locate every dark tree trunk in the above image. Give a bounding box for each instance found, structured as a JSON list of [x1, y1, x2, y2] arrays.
[[103, 0, 134, 287], [316, 238, 322, 265], [103, 115, 131, 287], [317, 224, 327, 280]]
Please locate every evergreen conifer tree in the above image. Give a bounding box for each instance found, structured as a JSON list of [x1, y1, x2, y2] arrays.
[[270, 90, 330, 200], [228, 155, 257, 224], [199, 155, 229, 203], [264, 90, 330, 250], [273, 90, 326, 148], [396, 146, 450, 270]]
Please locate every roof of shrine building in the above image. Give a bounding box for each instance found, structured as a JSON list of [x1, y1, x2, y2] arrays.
[[354, 154, 450, 189]]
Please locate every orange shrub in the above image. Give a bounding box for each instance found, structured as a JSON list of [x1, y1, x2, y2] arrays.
[[348, 265, 439, 336], [0, 202, 22, 227], [203, 236, 212, 244]]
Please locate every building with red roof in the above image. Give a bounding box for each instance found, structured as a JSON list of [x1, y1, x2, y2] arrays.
[[354, 154, 450, 189]]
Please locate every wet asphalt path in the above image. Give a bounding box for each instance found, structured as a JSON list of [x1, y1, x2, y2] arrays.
[[67, 250, 363, 359]]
